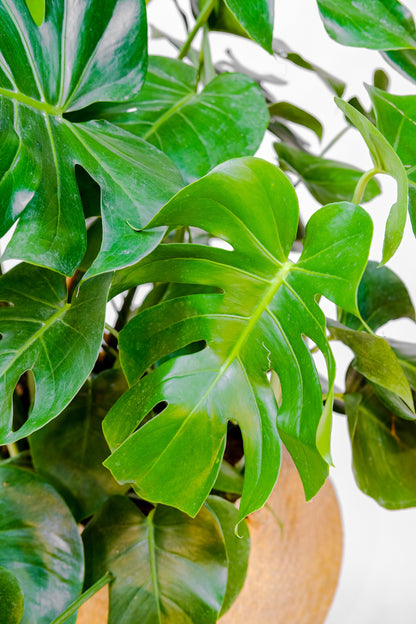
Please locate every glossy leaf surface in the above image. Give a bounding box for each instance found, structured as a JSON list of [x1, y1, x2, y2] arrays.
[[83, 495, 228, 624], [30, 370, 128, 521], [345, 369, 416, 509], [89, 56, 269, 184], [0, 566, 24, 624], [274, 143, 381, 205], [105, 158, 372, 518], [206, 496, 250, 616], [317, 0, 416, 49], [340, 260, 415, 331], [224, 0, 274, 52], [0, 0, 184, 276], [369, 86, 416, 236], [0, 466, 83, 624], [0, 263, 110, 443], [383, 49, 416, 83], [336, 97, 409, 263]]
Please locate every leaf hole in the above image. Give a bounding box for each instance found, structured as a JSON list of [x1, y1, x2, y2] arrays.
[[0, 300, 14, 308], [133, 400, 168, 434], [155, 339, 208, 368], [209, 237, 234, 252], [12, 370, 35, 433]]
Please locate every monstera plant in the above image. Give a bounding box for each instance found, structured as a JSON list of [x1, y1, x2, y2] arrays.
[[1, 0, 416, 622]]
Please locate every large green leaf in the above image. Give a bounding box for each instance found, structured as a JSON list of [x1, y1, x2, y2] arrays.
[[317, 0, 416, 49], [105, 157, 373, 519], [205, 0, 274, 52], [83, 495, 228, 624], [369, 86, 416, 236], [345, 369, 416, 509], [340, 260, 415, 331], [336, 97, 409, 263], [30, 369, 128, 521], [0, 465, 83, 624], [0, 0, 184, 276], [274, 143, 381, 205], [86, 56, 269, 184], [0, 263, 110, 443]]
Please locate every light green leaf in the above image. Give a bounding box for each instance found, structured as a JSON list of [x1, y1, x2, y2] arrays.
[[206, 496, 249, 617], [105, 158, 372, 518], [345, 370, 416, 509], [340, 260, 415, 331], [274, 142, 381, 205], [0, 263, 110, 444], [269, 102, 323, 139], [82, 496, 228, 624], [0, 566, 24, 624], [336, 97, 409, 263], [0, 0, 184, 276], [24, 0, 44, 25], [317, 0, 416, 49], [87, 56, 269, 184], [369, 85, 416, 237], [0, 465, 84, 624], [30, 370, 129, 521], [390, 338, 416, 390], [213, 461, 244, 495], [328, 319, 414, 417]]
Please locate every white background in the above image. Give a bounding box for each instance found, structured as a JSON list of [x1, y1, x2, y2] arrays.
[[147, 1, 416, 622]]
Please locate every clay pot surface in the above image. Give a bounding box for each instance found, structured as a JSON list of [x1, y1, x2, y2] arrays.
[[76, 449, 342, 623]]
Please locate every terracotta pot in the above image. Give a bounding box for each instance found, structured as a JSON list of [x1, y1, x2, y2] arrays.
[[76, 449, 342, 623]]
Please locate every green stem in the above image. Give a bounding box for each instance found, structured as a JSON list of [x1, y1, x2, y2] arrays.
[[178, 0, 217, 60], [105, 322, 120, 341], [352, 167, 381, 205], [319, 125, 350, 158], [6, 442, 19, 458], [50, 572, 113, 624]]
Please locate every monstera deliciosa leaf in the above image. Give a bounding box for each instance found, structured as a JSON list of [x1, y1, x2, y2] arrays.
[[104, 157, 373, 521], [0, 0, 184, 277], [0, 263, 110, 443], [85, 56, 269, 184]]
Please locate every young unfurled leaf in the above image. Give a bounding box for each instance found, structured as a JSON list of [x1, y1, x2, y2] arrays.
[[345, 369, 416, 509], [0, 0, 184, 277], [30, 370, 129, 521], [82, 496, 229, 624], [336, 97, 409, 263], [317, 0, 416, 50], [0, 466, 83, 624], [0, 264, 110, 444], [369, 85, 416, 236], [340, 260, 415, 331], [105, 157, 372, 520], [87, 56, 269, 184], [274, 143, 381, 205], [24, 0, 44, 25]]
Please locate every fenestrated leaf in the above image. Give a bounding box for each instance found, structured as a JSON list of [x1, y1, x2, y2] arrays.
[[30, 369, 129, 521], [336, 97, 409, 263], [0, 0, 184, 276], [340, 260, 415, 331], [269, 102, 323, 139], [82, 495, 228, 624], [345, 369, 416, 509], [317, 0, 416, 49], [0, 566, 24, 624], [368, 85, 416, 236], [205, 496, 250, 617], [382, 49, 416, 83], [86, 56, 269, 184], [213, 461, 244, 495], [0, 465, 84, 624], [0, 263, 111, 444], [274, 142, 381, 205], [105, 157, 373, 519], [327, 319, 415, 419]]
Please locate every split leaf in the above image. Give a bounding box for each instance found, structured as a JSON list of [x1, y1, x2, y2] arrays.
[[0, 263, 110, 443], [105, 157, 372, 519]]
